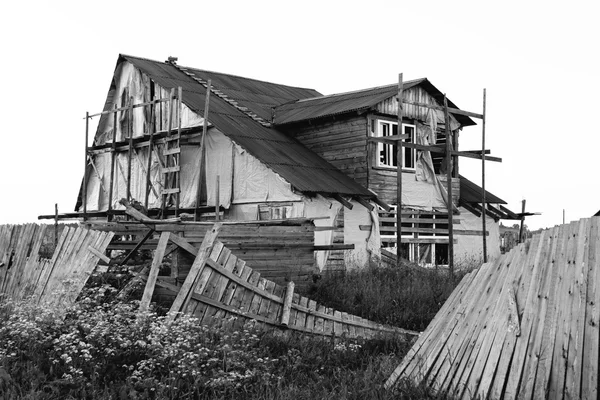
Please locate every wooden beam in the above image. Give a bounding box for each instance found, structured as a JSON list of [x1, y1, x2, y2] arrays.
[[87, 96, 171, 118], [88, 246, 111, 264], [354, 196, 374, 212], [397, 73, 403, 269], [167, 223, 222, 321], [368, 134, 409, 143], [280, 282, 295, 326], [108, 105, 118, 214], [313, 244, 355, 251], [83, 111, 89, 220], [402, 99, 484, 119], [452, 151, 502, 163], [144, 98, 155, 210], [481, 88, 488, 263], [444, 95, 454, 276], [119, 229, 155, 266], [195, 79, 212, 221], [139, 232, 170, 312], [332, 194, 353, 210]]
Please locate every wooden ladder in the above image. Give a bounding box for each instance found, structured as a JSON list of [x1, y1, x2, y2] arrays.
[[161, 87, 182, 217]]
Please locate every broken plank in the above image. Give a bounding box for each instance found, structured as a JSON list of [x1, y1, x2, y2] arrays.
[[139, 232, 170, 312]]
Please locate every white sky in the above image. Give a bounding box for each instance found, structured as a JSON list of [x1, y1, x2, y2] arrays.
[[1, 0, 598, 230]]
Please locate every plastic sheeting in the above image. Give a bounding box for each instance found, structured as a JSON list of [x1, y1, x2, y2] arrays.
[[454, 206, 501, 266], [343, 200, 379, 269], [95, 61, 209, 145], [407, 108, 457, 213]]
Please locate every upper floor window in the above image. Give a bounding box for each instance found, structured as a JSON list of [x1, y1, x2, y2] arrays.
[[372, 119, 416, 170]]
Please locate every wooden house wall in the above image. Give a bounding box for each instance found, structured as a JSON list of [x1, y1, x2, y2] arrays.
[[369, 170, 460, 207], [171, 224, 317, 291], [282, 115, 368, 187]]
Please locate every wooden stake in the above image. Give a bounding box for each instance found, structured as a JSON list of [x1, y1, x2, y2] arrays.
[[482, 88, 488, 263], [83, 112, 89, 220], [195, 80, 212, 221], [444, 96, 454, 276], [215, 175, 220, 221], [139, 232, 170, 312], [519, 199, 527, 243], [396, 73, 403, 268], [176, 87, 183, 214], [54, 203, 58, 248], [281, 281, 295, 326], [108, 105, 118, 216], [144, 99, 155, 210], [127, 98, 134, 201]]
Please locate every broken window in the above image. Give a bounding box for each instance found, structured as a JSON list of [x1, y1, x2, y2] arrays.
[[380, 207, 449, 267], [372, 119, 416, 170], [258, 203, 293, 220]]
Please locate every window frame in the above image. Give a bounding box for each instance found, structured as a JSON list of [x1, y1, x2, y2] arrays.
[[372, 119, 417, 170]]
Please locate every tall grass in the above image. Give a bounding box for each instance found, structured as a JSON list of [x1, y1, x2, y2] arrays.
[[309, 262, 467, 331]]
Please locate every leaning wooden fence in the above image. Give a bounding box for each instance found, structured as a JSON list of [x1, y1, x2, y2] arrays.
[[386, 217, 600, 400], [0, 224, 113, 309], [137, 223, 418, 339]]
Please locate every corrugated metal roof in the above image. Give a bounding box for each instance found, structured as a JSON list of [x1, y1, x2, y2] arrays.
[[459, 174, 506, 204], [273, 79, 476, 127], [120, 55, 372, 197]]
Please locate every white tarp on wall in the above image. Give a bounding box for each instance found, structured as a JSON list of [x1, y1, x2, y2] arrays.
[[454, 206, 501, 267]]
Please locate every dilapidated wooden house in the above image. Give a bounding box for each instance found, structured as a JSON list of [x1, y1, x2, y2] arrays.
[[74, 54, 517, 276]]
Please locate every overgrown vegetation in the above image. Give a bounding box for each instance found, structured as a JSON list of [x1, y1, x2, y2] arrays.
[[0, 260, 468, 399], [310, 261, 468, 331]]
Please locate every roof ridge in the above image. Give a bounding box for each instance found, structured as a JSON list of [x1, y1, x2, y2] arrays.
[[183, 66, 320, 94], [292, 78, 426, 104], [168, 61, 273, 128]]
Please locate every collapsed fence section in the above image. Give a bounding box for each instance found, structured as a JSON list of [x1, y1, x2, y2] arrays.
[[0, 224, 114, 309], [386, 216, 600, 400], [135, 223, 418, 339]]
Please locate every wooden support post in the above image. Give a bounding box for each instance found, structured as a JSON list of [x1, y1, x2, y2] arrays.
[[127, 99, 134, 201], [396, 73, 403, 269], [139, 232, 170, 312], [83, 111, 89, 221], [145, 100, 155, 210], [120, 229, 155, 266], [482, 88, 488, 263], [280, 281, 295, 326], [176, 86, 182, 214], [444, 96, 454, 276], [195, 80, 212, 221], [54, 203, 58, 248], [215, 175, 220, 221], [108, 105, 118, 216], [519, 199, 526, 243]]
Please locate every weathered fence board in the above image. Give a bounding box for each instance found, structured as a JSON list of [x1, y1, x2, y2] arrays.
[[386, 217, 600, 400], [0, 224, 114, 310]]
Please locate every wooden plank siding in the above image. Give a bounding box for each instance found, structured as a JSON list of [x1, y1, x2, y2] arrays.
[[370, 168, 460, 206], [281, 115, 368, 187], [88, 221, 317, 292]]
